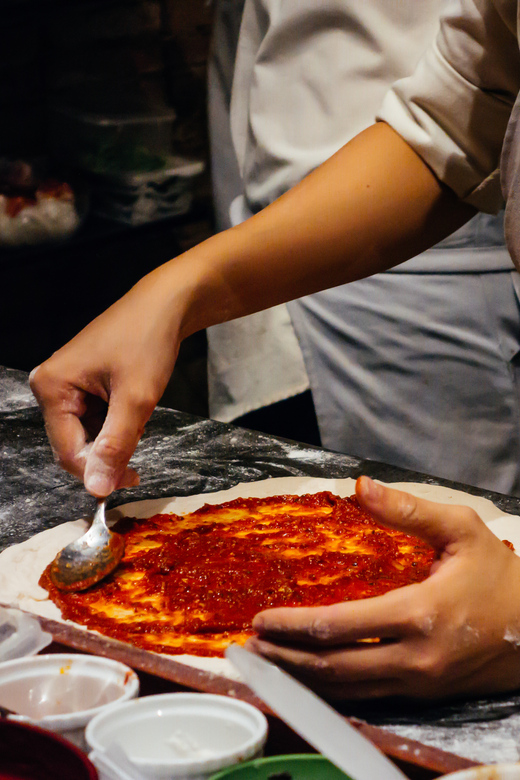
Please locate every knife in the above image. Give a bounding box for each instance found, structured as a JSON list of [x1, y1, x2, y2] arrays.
[[225, 645, 408, 780]]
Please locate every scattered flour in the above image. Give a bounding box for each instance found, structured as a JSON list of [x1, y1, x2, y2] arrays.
[[385, 718, 520, 765]]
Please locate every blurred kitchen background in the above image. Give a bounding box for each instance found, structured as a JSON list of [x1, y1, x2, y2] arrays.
[[0, 0, 214, 416]]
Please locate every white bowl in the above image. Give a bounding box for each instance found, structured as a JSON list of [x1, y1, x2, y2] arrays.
[[86, 692, 269, 780], [444, 767, 520, 779], [0, 653, 139, 750]]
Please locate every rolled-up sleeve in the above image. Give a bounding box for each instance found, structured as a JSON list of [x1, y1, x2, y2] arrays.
[[378, 0, 520, 213]]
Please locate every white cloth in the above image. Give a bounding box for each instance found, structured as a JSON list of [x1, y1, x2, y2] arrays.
[[208, 0, 246, 232], [208, 0, 310, 420], [207, 194, 309, 422]]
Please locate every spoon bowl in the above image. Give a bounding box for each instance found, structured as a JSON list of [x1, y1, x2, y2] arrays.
[[49, 500, 125, 591]]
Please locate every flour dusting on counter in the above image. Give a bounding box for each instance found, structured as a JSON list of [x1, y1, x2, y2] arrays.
[[384, 717, 520, 764]]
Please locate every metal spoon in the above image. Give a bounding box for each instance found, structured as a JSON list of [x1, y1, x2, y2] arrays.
[[49, 500, 125, 591]]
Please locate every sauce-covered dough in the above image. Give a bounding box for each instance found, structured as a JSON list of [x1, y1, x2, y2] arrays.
[[40, 492, 435, 657]]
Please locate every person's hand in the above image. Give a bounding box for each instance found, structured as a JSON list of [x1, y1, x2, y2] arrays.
[[29, 265, 187, 498], [246, 477, 520, 700]]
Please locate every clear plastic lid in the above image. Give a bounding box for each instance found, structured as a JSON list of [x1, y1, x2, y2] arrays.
[[0, 607, 53, 662]]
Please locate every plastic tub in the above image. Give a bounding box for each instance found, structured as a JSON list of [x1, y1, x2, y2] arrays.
[[89, 155, 204, 224], [86, 692, 268, 780], [0, 653, 139, 750], [49, 99, 176, 175]]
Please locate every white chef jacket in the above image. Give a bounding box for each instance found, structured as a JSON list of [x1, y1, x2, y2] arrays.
[[379, 0, 520, 217], [378, 0, 520, 307], [207, 0, 520, 494]]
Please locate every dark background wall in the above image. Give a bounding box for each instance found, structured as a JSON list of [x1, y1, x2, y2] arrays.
[[0, 0, 215, 416]]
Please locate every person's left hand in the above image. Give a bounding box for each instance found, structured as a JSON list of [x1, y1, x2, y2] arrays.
[[246, 477, 520, 700]]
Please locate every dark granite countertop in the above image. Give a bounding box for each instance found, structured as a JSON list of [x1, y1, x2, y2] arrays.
[[2, 364, 520, 764], [4, 366, 520, 550]]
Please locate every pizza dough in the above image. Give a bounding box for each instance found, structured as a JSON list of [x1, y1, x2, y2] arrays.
[[1, 477, 519, 680]]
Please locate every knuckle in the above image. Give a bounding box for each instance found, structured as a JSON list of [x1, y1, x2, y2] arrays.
[[125, 389, 157, 421], [94, 436, 130, 468], [448, 505, 483, 543], [28, 365, 41, 388], [303, 654, 340, 681], [29, 360, 73, 406], [407, 647, 446, 685], [458, 506, 483, 529], [306, 617, 334, 642], [396, 493, 420, 524], [401, 600, 437, 637], [28, 362, 53, 398]]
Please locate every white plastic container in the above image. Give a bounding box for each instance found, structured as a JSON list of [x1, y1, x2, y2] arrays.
[[49, 96, 203, 223], [0, 653, 139, 750], [50, 100, 176, 174], [86, 692, 269, 780], [89, 155, 205, 225]]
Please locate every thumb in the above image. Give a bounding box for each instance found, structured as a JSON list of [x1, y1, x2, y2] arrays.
[[355, 476, 481, 552], [84, 389, 153, 497]]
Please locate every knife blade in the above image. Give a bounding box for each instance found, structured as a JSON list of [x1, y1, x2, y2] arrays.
[[225, 645, 408, 780]]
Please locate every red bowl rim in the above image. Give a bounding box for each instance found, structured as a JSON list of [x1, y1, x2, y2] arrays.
[[0, 718, 98, 779]]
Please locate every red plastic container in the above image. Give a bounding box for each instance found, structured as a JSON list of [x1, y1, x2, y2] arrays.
[[0, 719, 98, 780]]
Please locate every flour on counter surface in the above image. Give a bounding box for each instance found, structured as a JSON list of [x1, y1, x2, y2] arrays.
[[0, 369, 37, 412], [385, 717, 520, 764]]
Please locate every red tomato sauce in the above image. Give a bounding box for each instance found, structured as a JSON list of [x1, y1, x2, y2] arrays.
[[40, 492, 435, 656]]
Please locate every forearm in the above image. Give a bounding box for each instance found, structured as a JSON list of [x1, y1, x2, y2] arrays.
[[28, 123, 478, 496], [146, 122, 476, 338]]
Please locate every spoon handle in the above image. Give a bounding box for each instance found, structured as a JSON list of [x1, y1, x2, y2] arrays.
[[93, 499, 107, 528]]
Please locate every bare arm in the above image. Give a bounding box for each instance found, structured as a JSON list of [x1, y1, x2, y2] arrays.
[[30, 123, 476, 495], [164, 122, 475, 334]]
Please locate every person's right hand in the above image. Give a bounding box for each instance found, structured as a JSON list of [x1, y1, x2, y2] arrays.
[[30, 263, 187, 498]]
